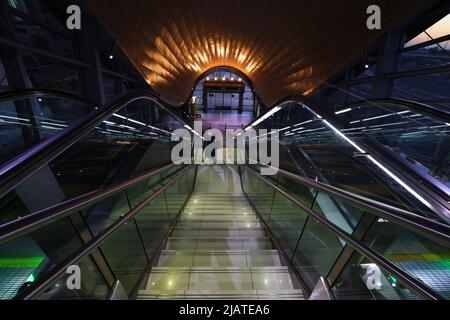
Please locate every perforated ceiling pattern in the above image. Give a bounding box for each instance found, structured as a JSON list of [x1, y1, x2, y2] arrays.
[[86, 0, 426, 106]]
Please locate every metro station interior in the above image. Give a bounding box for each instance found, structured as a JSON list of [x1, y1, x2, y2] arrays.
[[0, 0, 449, 301]]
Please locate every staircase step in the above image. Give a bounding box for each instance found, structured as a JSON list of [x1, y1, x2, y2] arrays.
[[189, 199, 250, 202], [143, 267, 296, 293], [149, 266, 290, 272], [184, 208, 254, 214], [176, 221, 262, 229], [166, 238, 273, 250], [181, 212, 256, 218], [158, 250, 282, 267], [179, 216, 259, 223], [171, 229, 266, 238], [138, 289, 304, 300]]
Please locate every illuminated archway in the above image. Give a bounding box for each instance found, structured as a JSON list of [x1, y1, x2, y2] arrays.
[[188, 67, 261, 115]]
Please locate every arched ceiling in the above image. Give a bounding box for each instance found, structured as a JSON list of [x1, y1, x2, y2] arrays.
[[86, 0, 427, 106]]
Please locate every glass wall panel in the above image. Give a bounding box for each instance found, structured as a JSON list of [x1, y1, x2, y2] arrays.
[[23, 56, 82, 96], [400, 41, 450, 71], [332, 253, 420, 300], [346, 83, 372, 103], [0, 97, 185, 224], [36, 256, 109, 300], [291, 218, 346, 291], [405, 13, 450, 47], [104, 75, 123, 104], [311, 192, 364, 235], [0, 95, 94, 166], [0, 56, 9, 91], [275, 174, 316, 209], [261, 102, 443, 220], [268, 193, 309, 258], [12, 15, 75, 58], [99, 221, 148, 296], [392, 72, 450, 105], [241, 169, 274, 221], [0, 218, 83, 299], [363, 221, 450, 299], [82, 192, 131, 236]]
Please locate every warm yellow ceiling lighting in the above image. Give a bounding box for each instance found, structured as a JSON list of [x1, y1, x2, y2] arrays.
[[86, 0, 425, 106]]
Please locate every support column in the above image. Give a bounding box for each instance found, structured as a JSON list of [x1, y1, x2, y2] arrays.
[[77, 16, 106, 105], [252, 91, 256, 115], [203, 90, 208, 113], [371, 29, 406, 99], [238, 91, 243, 114]]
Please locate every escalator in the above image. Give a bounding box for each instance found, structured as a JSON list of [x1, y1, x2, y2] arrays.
[[264, 98, 450, 223], [0, 90, 184, 224], [286, 145, 412, 207], [0, 90, 449, 300], [0, 89, 190, 299]]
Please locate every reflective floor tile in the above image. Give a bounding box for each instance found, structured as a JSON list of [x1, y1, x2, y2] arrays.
[[199, 221, 242, 228], [238, 221, 261, 228], [193, 254, 247, 267], [247, 252, 282, 267], [196, 240, 244, 250], [171, 230, 200, 237], [146, 271, 189, 291], [239, 230, 266, 238], [158, 253, 194, 267], [166, 239, 197, 250], [242, 239, 272, 250], [188, 271, 253, 291], [252, 270, 294, 290]]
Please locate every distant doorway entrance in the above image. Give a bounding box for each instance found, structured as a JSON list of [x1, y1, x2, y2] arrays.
[[203, 80, 244, 113], [206, 92, 241, 111]]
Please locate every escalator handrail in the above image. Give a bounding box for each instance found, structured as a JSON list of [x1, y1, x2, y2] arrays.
[[264, 96, 449, 124], [287, 98, 449, 220], [342, 98, 450, 122], [0, 163, 176, 245], [0, 89, 188, 199], [253, 97, 449, 221], [250, 164, 450, 247], [243, 166, 445, 300], [14, 166, 190, 300]]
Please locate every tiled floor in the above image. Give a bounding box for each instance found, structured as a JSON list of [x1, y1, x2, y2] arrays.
[[396, 261, 450, 300], [138, 165, 304, 300], [0, 267, 34, 299]]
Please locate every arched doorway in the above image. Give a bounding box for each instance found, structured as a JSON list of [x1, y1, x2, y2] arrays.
[[189, 67, 260, 131]]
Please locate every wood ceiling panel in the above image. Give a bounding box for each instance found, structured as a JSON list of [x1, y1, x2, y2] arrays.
[[86, 0, 427, 106]]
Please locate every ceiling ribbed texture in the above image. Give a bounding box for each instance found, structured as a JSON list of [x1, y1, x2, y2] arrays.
[[86, 0, 426, 106]]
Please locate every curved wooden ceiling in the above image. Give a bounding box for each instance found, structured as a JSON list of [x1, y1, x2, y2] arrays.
[[86, 0, 426, 107]]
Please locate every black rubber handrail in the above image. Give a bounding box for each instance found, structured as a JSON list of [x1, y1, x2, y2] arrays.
[[342, 98, 450, 122], [0, 163, 177, 245], [257, 96, 449, 127], [243, 166, 445, 300], [249, 164, 450, 247], [14, 167, 191, 300], [0, 89, 188, 199]]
